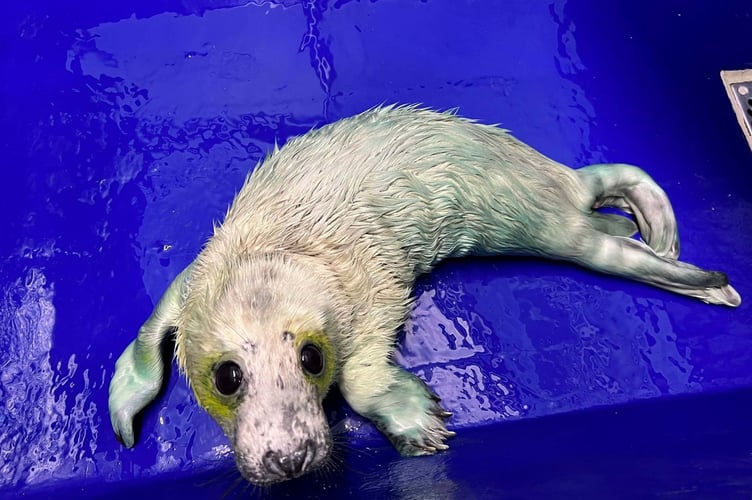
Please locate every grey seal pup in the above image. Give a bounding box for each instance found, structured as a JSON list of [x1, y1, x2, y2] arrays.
[[109, 105, 741, 485]]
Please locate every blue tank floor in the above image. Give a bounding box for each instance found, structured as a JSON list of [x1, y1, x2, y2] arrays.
[[2, 1, 751, 498]]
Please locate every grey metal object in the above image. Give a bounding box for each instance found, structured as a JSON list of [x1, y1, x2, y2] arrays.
[[721, 70, 752, 152]]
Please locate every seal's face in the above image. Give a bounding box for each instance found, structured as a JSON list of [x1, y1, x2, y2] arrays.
[[178, 255, 339, 484]]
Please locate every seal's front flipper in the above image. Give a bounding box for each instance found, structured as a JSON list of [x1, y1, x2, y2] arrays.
[[368, 369, 455, 456], [577, 163, 680, 259], [109, 339, 168, 447], [109, 265, 193, 447], [340, 364, 455, 456]]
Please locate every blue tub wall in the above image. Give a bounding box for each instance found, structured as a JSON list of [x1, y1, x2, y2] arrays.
[[2, 0, 751, 497]]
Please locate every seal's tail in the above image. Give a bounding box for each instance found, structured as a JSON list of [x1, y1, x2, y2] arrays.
[[569, 163, 741, 307]]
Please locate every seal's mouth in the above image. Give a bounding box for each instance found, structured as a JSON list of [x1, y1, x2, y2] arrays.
[[236, 438, 331, 485], [262, 439, 316, 480]]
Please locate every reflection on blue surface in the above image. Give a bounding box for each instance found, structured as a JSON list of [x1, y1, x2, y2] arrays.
[[2, 0, 751, 497]]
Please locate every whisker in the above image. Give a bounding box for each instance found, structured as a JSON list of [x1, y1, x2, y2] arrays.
[[257, 483, 273, 498], [326, 435, 388, 479], [194, 464, 241, 488], [220, 475, 245, 500]]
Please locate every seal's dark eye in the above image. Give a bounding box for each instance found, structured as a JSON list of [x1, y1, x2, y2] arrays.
[[300, 343, 324, 376], [215, 361, 243, 395]]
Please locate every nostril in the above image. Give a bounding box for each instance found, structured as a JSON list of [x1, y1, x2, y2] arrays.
[[263, 442, 316, 478], [279, 449, 305, 475], [302, 439, 317, 470], [262, 450, 284, 477]]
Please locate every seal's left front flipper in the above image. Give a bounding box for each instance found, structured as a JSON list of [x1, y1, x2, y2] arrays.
[[109, 264, 193, 447], [341, 364, 455, 456], [373, 369, 456, 456]]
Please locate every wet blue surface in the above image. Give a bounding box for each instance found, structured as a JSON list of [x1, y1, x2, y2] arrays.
[[2, 0, 751, 498]]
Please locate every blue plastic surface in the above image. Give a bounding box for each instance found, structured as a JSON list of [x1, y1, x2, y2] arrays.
[[2, 1, 752, 498]]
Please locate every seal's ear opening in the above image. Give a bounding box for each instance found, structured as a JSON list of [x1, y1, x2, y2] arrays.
[[128, 326, 177, 444]]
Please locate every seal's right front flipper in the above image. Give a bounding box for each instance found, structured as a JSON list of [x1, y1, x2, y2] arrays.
[[109, 264, 193, 447]]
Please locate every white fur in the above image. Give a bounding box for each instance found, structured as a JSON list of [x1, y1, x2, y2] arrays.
[[110, 104, 739, 486]]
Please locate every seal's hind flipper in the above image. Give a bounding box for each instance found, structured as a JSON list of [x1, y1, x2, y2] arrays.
[[577, 163, 680, 259], [571, 231, 741, 307], [109, 264, 193, 447], [588, 212, 639, 238]]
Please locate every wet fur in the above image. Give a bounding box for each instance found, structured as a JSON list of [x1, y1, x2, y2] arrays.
[[109, 105, 740, 486]]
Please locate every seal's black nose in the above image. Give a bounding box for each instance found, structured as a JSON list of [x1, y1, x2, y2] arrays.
[[263, 440, 314, 477]]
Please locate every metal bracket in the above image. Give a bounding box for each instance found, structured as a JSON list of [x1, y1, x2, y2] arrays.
[[720, 69, 752, 152]]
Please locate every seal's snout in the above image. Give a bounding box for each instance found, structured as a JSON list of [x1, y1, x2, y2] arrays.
[[263, 439, 315, 479]]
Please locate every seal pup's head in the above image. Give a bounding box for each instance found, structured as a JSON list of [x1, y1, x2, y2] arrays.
[[176, 252, 346, 485]]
